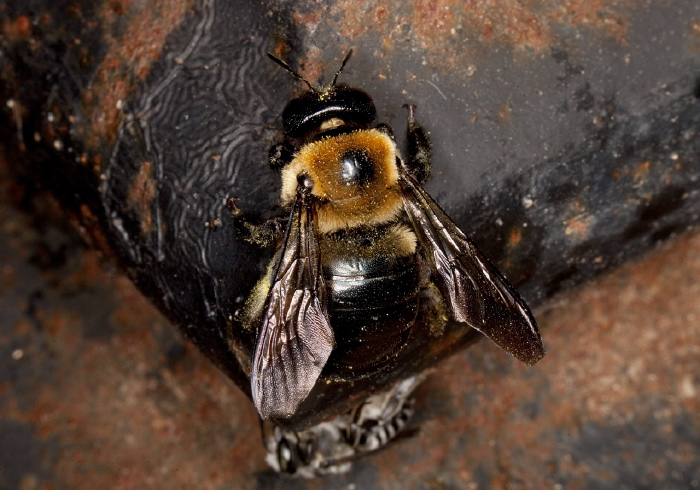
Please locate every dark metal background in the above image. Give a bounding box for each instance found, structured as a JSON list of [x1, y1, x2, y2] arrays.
[[0, 0, 699, 485]]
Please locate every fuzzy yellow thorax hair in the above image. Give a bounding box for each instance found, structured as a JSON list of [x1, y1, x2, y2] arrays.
[[281, 129, 403, 233]]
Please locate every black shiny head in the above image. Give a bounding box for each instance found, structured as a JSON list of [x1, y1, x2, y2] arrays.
[[281, 86, 377, 138], [268, 51, 377, 139]]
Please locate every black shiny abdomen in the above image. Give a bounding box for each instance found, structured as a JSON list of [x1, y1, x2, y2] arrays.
[[323, 254, 421, 377]]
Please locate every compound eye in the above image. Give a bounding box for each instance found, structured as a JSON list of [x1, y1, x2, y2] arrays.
[[339, 149, 374, 186]]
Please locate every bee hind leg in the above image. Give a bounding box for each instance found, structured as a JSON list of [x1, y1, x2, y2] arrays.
[[403, 103, 432, 184], [226, 197, 286, 248]]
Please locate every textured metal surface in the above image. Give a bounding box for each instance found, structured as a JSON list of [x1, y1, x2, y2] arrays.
[[0, 0, 699, 475]]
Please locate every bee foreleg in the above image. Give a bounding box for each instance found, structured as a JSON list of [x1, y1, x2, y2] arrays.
[[226, 197, 286, 248], [268, 142, 294, 170], [403, 103, 432, 184]]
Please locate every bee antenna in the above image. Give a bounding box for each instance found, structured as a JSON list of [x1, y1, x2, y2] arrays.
[[267, 53, 315, 92], [331, 49, 353, 86]]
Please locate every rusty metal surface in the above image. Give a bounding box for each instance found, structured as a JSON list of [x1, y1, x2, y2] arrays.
[[0, 0, 699, 482], [0, 148, 698, 487], [0, 1, 698, 414]]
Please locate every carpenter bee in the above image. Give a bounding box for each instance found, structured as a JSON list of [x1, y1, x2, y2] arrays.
[[231, 50, 544, 428]]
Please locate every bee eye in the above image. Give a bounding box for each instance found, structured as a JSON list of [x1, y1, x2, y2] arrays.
[[339, 149, 374, 186], [298, 173, 314, 191]]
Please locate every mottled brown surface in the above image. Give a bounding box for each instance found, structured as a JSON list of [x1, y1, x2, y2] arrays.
[[0, 141, 698, 488], [288, 0, 631, 79], [0, 0, 698, 486], [82, 0, 191, 150], [408, 230, 700, 488], [127, 160, 156, 235]]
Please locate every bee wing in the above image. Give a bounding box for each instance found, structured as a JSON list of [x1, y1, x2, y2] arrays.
[[399, 171, 545, 365], [251, 189, 335, 420]]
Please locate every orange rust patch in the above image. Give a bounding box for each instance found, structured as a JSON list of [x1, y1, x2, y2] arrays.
[[508, 227, 523, 248], [633, 161, 650, 181], [0, 264, 17, 297], [288, 0, 631, 77], [14, 319, 32, 336], [127, 161, 156, 235], [500, 226, 524, 272], [548, 0, 629, 43], [13, 15, 31, 37], [1, 15, 32, 41], [495, 101, 514, 125], [15, 15, 31, 36], [81, 0, 190, 155], [691, 21, 700, 52], [61, 204, 118, 263], [564, 212, 595, 240]]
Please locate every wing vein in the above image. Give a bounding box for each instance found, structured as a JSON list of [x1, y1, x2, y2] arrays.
[[251, 187, 335, 419], [398, 168, 545, 365]]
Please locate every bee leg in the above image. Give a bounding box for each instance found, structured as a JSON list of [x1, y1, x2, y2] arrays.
[[375, 123, 396, 140], [403, 103, 432, 184], [226, 197, 286, 248], [268, 142, 294, 170]]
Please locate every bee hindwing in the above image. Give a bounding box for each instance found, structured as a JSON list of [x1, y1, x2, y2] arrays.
[[251, 189, 335, 419], [399, 170, 545, 365]]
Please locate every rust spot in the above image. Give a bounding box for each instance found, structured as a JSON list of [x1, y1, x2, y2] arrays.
[[689, 20, 700, 52], [500, 226, 524, 271], [65, 248, 113, 291], [508, 227, 522, 248], [80, 0, 190, 155], [547, 0, 629, 43], [45, 310, 73, 339], [60, 203, 115, 262], [14, 15, 31, 37], [633, 161, 650, 181], [127, 161, 156, 235], [270, 39, 289, 60], [0, 263, 18, 297], [1, 15, 32, 41], [289, 0, 631, 77], [14, 319, 31, 336], [374, 5, 389, 23], [564, 211, 595, 240], [109, 0, 128, 16], [495, 101, 513, 125]]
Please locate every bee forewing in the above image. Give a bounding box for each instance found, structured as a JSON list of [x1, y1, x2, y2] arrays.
[[399, 171, 545, 365], [251, 191, 334, 419]]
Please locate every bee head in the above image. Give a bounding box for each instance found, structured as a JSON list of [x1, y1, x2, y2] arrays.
[[270, 51, 402, 233], [268, 50, 377, 139], [281, 85, 376, 138]]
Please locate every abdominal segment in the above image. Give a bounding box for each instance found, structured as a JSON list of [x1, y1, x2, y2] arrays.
[[325, 254, 422, 375]]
